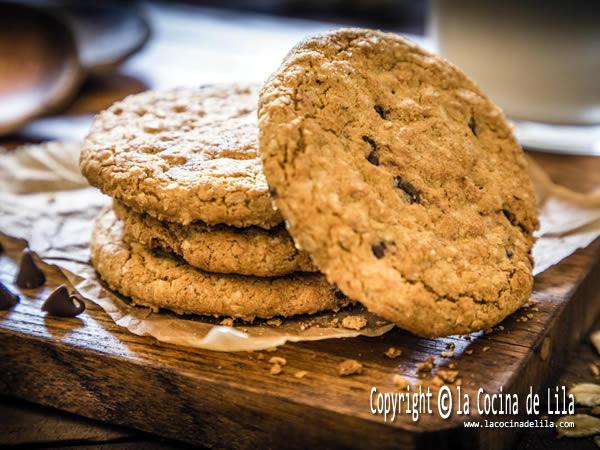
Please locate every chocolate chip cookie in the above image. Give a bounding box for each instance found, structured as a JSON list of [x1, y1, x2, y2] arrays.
[[80, 84, 281, 229], [259, 28, 538, 337], [113, 201, 316, 277], [91, 208, 347, 320]]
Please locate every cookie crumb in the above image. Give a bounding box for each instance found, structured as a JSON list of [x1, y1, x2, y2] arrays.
[[375, 320, 387, 327], [482, 346, 490, 352], [220, 318, 234, 327], [269, 356, 287, 366], [337, 359, 363, 376], [447, 363, 457, 370], [590, 363, 600, 377], [267, 318, 282, 327], [330, 317, 340, 327], [270, 364, 283, 375], [440, 350, 454, 358], [255, 352, 265, 360], [294, 370, 307, 379], [341, 316, 368, 330], [416, 356, 435, 374], [438, 369, 459, 383], [465, 349, 474, 355], [430, 376, 444, 387], [265, 347, 278, 352], [393, 374, 410, 390], [384, 347, 402, 359]]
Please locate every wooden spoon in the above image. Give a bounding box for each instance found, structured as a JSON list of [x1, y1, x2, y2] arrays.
[[0, 3, 82, 136]]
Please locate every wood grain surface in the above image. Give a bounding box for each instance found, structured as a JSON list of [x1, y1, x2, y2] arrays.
[[1, 4, 599, 449], [0, 175, 599, 449]]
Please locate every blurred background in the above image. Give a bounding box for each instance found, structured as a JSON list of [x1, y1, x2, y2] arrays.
[[0, 0, 599, 152]]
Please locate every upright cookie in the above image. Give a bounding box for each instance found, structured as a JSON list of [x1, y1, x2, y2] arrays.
[[113, 201, 316, 277], [259, 29, 538, 337], [91, 208, 347, 320], [80, 84, 282, 229]]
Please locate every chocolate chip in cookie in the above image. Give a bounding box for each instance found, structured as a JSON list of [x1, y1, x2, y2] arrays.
[[394, 176, 421, 204], [362, 135, 380, 166]]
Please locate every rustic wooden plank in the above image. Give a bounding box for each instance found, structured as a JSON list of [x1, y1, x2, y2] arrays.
[[514, 321, 600, 450], [0, 221, 599, 449]]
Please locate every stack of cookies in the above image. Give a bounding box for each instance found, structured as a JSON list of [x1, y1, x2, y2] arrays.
[[82, 28, 538, 337], [80, 84, 351, 321]]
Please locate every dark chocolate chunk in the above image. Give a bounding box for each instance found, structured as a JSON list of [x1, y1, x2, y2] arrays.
[[15, 249, 46, 288], [502, 208, 516, 224], [362, 135, 377, 150], [394, 176, 421, 204], [366, 151, 380, 166], [371, 241, 387, 259], [468, 116, 477, 136], [268, 186, 278, 198], [41, 285, 86, 317], [374, 104, 386, 119], [0, 281, 19, 310], [362, 135, 379, 166]]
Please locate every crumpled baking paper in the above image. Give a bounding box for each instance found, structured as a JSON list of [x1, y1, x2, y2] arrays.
[[0, 142, 599, 350], [0, 142, 394, 351]]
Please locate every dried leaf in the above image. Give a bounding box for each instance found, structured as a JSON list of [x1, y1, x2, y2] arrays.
[[569, 383, 600, 406]]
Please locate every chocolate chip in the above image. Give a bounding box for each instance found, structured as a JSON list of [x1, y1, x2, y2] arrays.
[[367, 151, 379, 166], [268, 187, 278, 198], [502, 208, 516, 224], [362, 135, 377, 150], [41, 285, 86, 317], [362, 135, 379, 166], [394, 176, 421, 204], [374, 104, 386, 119], [371, 241, 387, 259], [0, 281, 19, 310], [506, 248, 513, 259], [468, 116, 477, 136], [15, 249, 46, 289]]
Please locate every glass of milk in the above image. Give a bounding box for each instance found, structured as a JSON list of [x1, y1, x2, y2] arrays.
[[429, 0, 600, 154]]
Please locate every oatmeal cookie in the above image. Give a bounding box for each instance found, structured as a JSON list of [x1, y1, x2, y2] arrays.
[[258, 28, 538, 336], [91, 208, 347, 320], [113, 201, 316, 277], [80, 84, 281, 228]]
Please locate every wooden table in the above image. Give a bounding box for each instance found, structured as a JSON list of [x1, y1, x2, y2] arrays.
[[2, 317, 600, 450], [1, 3, 600, 449]]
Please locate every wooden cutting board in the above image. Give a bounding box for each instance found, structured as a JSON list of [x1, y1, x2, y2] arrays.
[[0, 153, 599, 450]]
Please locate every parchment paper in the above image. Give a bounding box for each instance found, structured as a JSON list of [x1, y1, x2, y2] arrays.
[[1, 142, 599, 350]]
